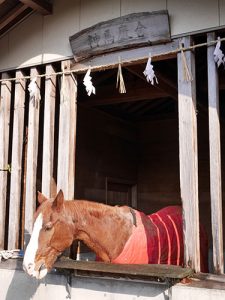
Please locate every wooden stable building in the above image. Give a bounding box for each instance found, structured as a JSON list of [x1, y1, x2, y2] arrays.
[[0, 0, 225, 299]]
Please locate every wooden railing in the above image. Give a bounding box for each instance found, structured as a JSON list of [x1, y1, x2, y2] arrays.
[[0, 59, 77, 250]]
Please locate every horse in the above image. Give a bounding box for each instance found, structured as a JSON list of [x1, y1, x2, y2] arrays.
[[23, 190, 208, 279]]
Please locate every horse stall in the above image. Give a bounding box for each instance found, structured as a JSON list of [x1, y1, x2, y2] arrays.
[[0, 1, 225, 299]]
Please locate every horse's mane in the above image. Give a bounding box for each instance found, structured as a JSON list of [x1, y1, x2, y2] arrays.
[[64, 199, 119, 220]]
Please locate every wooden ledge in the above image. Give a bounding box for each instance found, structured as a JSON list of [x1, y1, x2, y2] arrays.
[[54, 257, 194, 281], [0, 257, 194, 282]]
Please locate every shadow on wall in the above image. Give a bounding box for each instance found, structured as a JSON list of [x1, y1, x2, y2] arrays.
[[4, 263, 40, 300], [1, 259, 171, 300], [1, 231, 69, 300], [71, 276, 170, 300], [2, 260, 70, 300]]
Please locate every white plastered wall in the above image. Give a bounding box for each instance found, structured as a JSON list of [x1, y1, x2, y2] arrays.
[[0, 0, 224, 71]]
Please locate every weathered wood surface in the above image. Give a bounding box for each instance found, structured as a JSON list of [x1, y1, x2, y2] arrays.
[[19, 0, 52, 15], [42, 64, 56, 198], [0, 73, 11, 250], [177, 36, 200, 272], [207, 32, 224, 274], [0, 4, 30, 33], [57, 60, 77, 199], [24, 68, 41, 247], [54, 258, 193, 280], [70, 11, 171, 62], [8, 71, 26, 249], [72, 40, 179, 74]]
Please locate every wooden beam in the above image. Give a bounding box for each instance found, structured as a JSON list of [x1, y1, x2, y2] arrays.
[[81, 87, 167, 107], [177, 36, 200, 272], [8, 71, 26, 250], [0, 73, 12, 250], [0, 3, 29, 32], [134, 98, 166, 117], [42, 64, 56, 198], [57, 61, 77, 199], [125, 65, 178, 101], [71, 40, 179, 73], [126, 101, 149, 114], [19, 0, 52, 15], [207, 32, 224, 274], [24, 68, 41, 248], [156, 70, 178, 96]]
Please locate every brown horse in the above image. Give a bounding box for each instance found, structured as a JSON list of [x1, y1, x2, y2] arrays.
[[23, 190, 208, 279]]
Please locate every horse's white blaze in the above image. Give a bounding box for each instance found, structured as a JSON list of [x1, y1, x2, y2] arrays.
[[23, 213, 43, 275]]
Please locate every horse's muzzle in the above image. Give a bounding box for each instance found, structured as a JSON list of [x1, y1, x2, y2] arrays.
[[23, 261, 48, 279]]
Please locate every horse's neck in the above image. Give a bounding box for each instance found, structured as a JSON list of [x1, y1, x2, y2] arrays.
[[66, 201, 133, 262]]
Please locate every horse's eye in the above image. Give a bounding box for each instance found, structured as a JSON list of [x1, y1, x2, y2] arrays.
[[43, 222, 53, 231]]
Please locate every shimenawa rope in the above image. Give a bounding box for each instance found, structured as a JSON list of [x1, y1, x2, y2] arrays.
[[0, 36, 224, 83]]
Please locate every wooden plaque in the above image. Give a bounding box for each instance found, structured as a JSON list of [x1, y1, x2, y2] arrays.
[[69, 11, 171, 62]]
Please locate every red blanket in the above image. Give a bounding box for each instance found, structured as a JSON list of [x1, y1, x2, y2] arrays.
[[112, 206, 208, 272]]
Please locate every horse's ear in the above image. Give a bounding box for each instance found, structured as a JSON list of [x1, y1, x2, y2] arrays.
[[52, 189, 64, 212], [37, 191, 48, 204]]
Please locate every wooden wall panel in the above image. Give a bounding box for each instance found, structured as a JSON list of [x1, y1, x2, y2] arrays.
[[207, 32, 224, 274], [121, 0, 166, 15], [168, 0, 219, 36], [75, 107, 138, 202], [177, 36, 200, 272], [57, 60, 77, 199], [137, 119, 180, 214], [220, 0, 225, 26], [8, 71, 26, 249], [24, 68, 41, 247], [8, 13, 43, 68], [0, 73, 11, 249], [80, 0, 120, 30], [42, 64, 56, 198], [0, 35, 10, 71], [43, 0, 80, 62]]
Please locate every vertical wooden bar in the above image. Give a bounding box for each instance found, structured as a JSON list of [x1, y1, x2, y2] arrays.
[[42, 64, 56, 198], [177, 36, 200, 272], [57, 60, 77, 199], [207, 32, 224, 274], [24, 68, 41, 247], [8, 71, 26, 249], [0, 73, 12, 249]]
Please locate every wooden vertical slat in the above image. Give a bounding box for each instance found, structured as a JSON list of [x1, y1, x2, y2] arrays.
[[24, 68, 41, 247], [57, 60, 77, 199], [0, 73, 12, 250], [42, 64, 56, 198], [8, 71, 26, 249], [207, 32, 224, 274], [177, 36, 200, 272]]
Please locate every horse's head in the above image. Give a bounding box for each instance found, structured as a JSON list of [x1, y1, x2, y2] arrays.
[[23, 190, 74, 279]]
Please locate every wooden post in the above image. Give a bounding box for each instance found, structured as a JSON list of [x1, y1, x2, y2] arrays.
[[0, 73, 12, 249], [177, 36, 200, 272], [207, 32, 224, 274], [57, 60, 77, 199], [8, 71, 26, 249], [42, 64, 56, 198], [24, 68, 41, 247]]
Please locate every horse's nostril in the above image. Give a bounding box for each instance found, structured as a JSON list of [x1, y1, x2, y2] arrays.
[[23, 262, 34, 273], [40, 263, 46, 272]]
